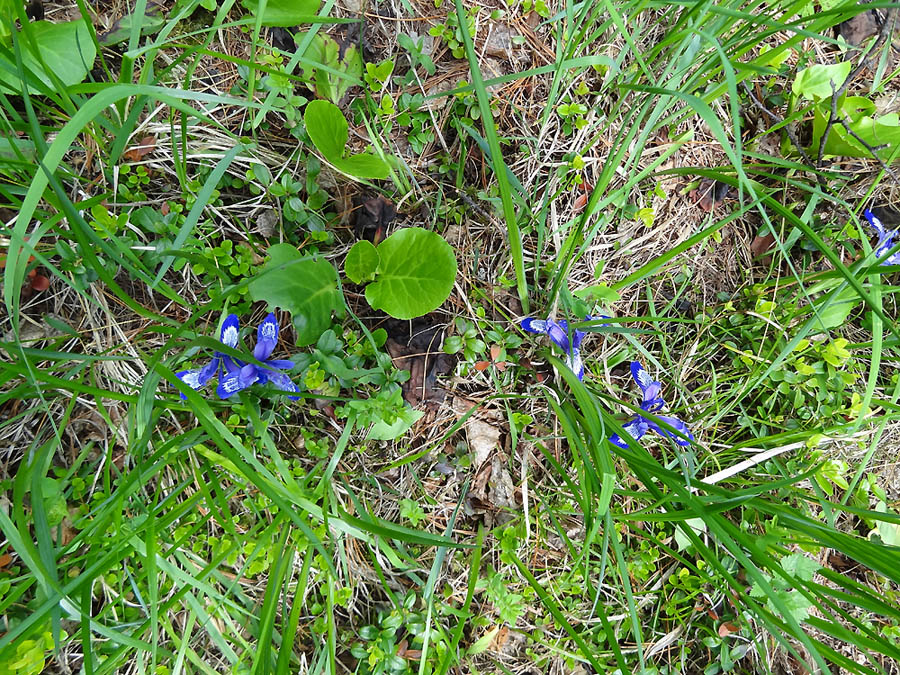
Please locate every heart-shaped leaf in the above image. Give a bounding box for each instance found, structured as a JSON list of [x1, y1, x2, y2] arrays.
[[248, 243, 344, 345], [304, 100, 390, 179], [364, 228, 456, 319]]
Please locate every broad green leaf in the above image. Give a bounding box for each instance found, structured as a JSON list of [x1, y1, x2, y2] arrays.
[[303, 100, 390, 180], [241, 0, 321, 26], [869, 502, 900, 547], [0, 0, 10, 39], [792, 62, 851, 101], [0, 20, 97, 91], [248, 243, 344, 346], [674, 517, 707, 552], [0, 137, 36, 162], [811, 286, 861, 333], [364, 228, 456, 319], [573, 283, 620, 304], [366, 406, 424, 441], [777, 591, 815, 624], [812, 96, 900, 159], [466, 627, 499, 656], [344, 240, 379, 284]]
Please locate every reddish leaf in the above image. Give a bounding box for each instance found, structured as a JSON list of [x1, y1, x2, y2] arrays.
[[573, 181, 593, 212], [750, 232, 776, 257], [474, 361, 491, 371], [718, 621, 739, 637], [30, 274, 50, 291]]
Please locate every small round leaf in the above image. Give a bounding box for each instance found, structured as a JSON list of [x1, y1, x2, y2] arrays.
[[365, 228, 456, 319], [344, 240, 380, 284]]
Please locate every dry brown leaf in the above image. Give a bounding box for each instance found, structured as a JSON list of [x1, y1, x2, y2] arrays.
[[750, 232, 776, 258], [466, 418, 501, 468], [718, 621, 739, 637], [123, 135, 157, 162]]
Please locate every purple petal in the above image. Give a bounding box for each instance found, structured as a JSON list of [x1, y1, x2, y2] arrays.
[[520, 318, 548, 334], [255, 313, 279, 361], [609, 417, 649, 449], [545, 320, 571, 353], [571, 319, 588, 349], [176, 368, 204, 400], [265, 359, 294, 370], [267, 370, 300, 400], [646, 414, 694, 446], [630, 361, 654, 391], [875, 238, 900, 265], [220, 314, 240, 348], [198, 357, 220, 386], [221, 355, 245, 375], [631, 361, 664, 410]]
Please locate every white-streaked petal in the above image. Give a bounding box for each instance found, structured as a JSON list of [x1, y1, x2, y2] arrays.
[[177, 369, 203, 389], [520, 318, 548, 334], [220, 314, 240, 348], [631, 361, 654, 390], [865, 209, 888, 239], [566, 349, 584, 381]]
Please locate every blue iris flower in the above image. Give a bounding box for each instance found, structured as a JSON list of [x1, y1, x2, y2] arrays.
[[176, 314, 241, 399], [609, 361, 694, 449], [521, 315, 607, 381], [521, 317, 587, 380], [864, 209, 900, 265], [217, 313, 300, 400], [175, 313, 299, 400]]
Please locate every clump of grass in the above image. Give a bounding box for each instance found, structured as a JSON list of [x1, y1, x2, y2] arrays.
[[2, 0, 900, 673]]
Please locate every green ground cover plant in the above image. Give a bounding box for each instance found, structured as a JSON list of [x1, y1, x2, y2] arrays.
[[1, 0, 900, 673]]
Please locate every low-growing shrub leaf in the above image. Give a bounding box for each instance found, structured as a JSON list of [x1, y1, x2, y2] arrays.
[[364, 227, 456, 319], [248, 243, 344, 346]]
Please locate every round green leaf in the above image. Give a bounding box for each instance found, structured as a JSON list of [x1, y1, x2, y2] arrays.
[[0, 20, 97, 92], [345, 240, 380, 284], [365, 228, 456, 319], [248, 243, 344, 346]]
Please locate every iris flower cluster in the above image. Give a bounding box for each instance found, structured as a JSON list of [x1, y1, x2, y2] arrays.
[[520, 315, 693, 448], [176, 313, 299, 400], [864, 209, 900, 265]]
